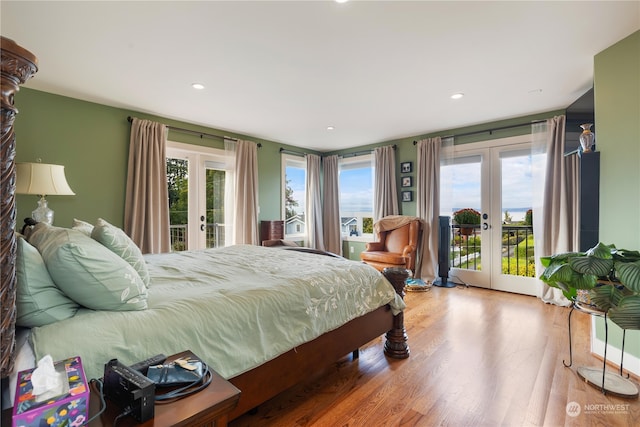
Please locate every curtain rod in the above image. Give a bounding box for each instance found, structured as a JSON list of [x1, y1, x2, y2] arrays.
[[127, 116, 262, 147], [280, 147, 306, 157], [412, 120, 547, 145], [340, 144, 397, 159]]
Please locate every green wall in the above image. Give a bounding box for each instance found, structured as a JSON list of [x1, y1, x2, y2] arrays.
[[593, 30, 640, 359], [14, 87, 561, 241], [13, 88, 305, 229]]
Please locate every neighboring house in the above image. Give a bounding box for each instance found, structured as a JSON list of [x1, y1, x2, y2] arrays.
[[285, 214, 305, 236], [341, 217, 357, 235]]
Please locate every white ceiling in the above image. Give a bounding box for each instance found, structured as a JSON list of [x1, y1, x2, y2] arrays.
[[2, 1, 639, 152]]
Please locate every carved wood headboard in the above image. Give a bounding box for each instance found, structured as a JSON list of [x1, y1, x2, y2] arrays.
[[0, 37, 38, 378]]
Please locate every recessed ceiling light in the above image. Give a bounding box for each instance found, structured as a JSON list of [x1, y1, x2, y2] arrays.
[[327, 126, 335, 131], [451, 93, 464, 100], [191, 83, 205, 90], [335, 0, 349, 3]]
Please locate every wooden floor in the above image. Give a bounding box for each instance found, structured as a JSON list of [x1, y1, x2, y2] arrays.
[[230, 285, 639, 427]]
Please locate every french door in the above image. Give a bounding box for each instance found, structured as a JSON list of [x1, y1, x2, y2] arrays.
[[166, 142, 228, 251], [441, 135, 540, 296]]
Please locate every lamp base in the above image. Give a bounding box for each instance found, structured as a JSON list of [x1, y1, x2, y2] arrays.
[[32, 196, 54, 224]]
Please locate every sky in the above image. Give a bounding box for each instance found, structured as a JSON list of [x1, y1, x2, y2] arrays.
[[287, 152, 544, 220]]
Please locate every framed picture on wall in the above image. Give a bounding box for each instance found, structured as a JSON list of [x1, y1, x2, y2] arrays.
[[402, 191, 413, 202], [401, 176, 412, 187], [401, 162, 412, 173]]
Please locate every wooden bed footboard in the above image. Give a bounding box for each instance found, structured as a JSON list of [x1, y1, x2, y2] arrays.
[[228, 267, 410, 420]]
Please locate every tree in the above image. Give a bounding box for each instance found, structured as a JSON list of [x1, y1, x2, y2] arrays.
[[285, 177, 299, 219], [167, 158, 188, 224], [363, 217, 373, 234]]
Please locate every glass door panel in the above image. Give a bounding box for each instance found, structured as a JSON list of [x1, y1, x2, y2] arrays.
[[203, 162, 226, 249], [167, 157, 189, 252], [489, 147, 540, 295], [441, 153, 491, 288]]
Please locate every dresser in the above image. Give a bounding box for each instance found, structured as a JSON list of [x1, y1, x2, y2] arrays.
[[260, 220, 284, 240], [260, 220, 284, 243]]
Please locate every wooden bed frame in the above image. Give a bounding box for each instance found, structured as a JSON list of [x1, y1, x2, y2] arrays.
[[0, 37, 409, 421], [228, 266, 409, 420]]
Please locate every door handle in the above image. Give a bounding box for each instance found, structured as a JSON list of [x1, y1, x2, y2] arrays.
[[483, 222, 489, 230], [200, 224, 205, 231]]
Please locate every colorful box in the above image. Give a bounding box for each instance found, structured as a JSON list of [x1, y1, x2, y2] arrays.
[[13, 356, 89, 427]]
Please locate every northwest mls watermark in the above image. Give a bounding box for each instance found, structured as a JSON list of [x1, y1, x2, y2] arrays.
[[566, 401, 631, 417]]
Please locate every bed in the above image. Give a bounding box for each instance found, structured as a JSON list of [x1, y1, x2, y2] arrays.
[[1, 37, 409, 422], [9, 223, 409, 419]]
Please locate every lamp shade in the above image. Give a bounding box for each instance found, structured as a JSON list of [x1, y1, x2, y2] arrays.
[[16, 162, 75, 196]]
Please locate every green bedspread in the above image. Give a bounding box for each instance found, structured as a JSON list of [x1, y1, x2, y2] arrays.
[[30, 245, 404, 380]]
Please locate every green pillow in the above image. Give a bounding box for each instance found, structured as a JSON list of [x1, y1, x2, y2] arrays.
[[91, 218, 150, 287], [15, 235, 79, 327], [28, 223, 148, 311]]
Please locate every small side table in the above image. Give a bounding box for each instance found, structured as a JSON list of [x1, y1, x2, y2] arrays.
[[1, 351, 241, 427], [564, 300, 638, 398]]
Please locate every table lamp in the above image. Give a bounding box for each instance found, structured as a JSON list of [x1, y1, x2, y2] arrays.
[[16, 162, 75, 225]]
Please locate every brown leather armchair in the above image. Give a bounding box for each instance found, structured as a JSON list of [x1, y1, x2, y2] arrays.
[[360, 217, 422, 274]]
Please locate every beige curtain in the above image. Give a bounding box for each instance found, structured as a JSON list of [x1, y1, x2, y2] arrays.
[[306, 154, 325, 250], [534, 115, 579, 306], [374, 145, 399, 221], [322, 155, 341, 255], [415, 137, 442, 281], [124, 118, 170, 254], [224, 139, 237, 246], [232, 140, 260, 245]]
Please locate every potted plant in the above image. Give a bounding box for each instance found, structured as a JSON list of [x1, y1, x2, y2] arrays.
[[452, 208, 481, 235], [540, 242, 640, 330]]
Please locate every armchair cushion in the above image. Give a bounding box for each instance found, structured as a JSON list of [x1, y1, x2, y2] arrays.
[[360, 251, 407, 265]]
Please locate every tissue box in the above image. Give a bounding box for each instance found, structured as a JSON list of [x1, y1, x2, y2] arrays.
[[13, 356, 89, 427]]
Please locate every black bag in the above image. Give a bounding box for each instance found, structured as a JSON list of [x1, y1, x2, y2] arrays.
[[146, 358, 204, 387]]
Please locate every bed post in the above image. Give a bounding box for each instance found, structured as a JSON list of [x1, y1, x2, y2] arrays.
[[0, 37, 38, 378], [381, 267, 410, 359]]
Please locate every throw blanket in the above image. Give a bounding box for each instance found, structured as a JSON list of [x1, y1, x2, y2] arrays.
[[373, 215, 422, 238], [29, 245, 404, 380]]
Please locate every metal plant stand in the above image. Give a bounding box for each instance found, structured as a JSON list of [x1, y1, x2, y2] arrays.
[[564, 300, 638, 398]]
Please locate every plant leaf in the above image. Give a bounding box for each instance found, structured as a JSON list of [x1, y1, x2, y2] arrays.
[[608, 295, 640, 330], [612, 248, 640, 263], [569, 256, 613, 277], [615, 261, 640, 292], [589, 284, 624, 311], [585, 242, 614, 259]]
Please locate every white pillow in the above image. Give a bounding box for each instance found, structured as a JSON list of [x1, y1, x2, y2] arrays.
[[28, 223, 148, 311], [72, 218, 94, 236], [91, 218, 151, 287]]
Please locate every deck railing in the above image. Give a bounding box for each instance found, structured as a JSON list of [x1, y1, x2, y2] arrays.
[[450, 224, 535, 277], [169, 223, 226, 251]]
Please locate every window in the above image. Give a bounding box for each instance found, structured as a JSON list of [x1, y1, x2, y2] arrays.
[[282, 154, 306, 239], [339, 154, 374, 238]]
